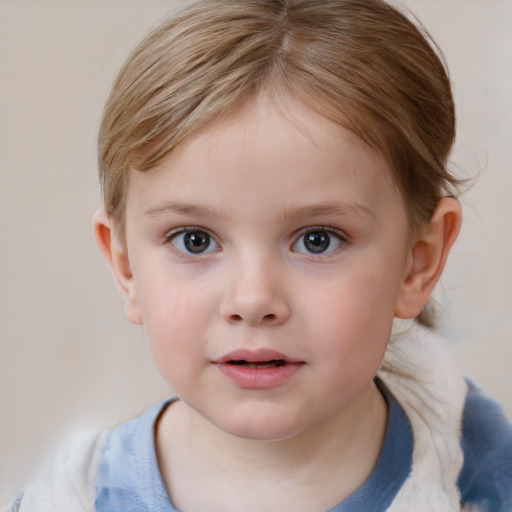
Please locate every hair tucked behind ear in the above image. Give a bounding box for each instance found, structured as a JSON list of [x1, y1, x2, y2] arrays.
[[98, 0, 464, 326]]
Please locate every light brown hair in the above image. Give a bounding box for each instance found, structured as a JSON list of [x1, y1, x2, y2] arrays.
[[98, 0, 461, 241]]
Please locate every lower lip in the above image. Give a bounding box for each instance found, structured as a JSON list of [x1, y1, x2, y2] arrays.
[[214, 362, 304, 389]]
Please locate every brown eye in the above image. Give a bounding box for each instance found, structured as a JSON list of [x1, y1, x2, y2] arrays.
[[304, 231, 331, 253], [293, 229, 344, 255], [171, 229, 218, 254]]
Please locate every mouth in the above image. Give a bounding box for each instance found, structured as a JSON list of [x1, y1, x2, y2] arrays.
[[215, 348, 302, 366], [227, 359, 287, 369], [213, 349, 304, 389]]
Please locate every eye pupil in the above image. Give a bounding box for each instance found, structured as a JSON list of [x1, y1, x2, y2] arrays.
[[184, 231, 210, 253], [304, 231, 330, 253]]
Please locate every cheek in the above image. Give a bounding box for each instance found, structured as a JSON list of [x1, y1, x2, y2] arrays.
[[301, 266, 401, 377], [135, 275, 215, 374], [136, 262, 215, 327], [309, 268, 400, 333]]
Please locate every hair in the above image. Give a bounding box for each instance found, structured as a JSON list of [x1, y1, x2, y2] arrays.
[[98, 0, 463, 326]]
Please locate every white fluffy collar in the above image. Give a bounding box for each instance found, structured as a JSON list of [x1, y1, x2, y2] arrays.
[[379, 321, 467, 512]]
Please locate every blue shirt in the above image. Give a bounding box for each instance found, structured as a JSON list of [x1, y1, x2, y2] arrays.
[[95, 381, 512, 512]]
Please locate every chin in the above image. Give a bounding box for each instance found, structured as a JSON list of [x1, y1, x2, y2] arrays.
[[211, 407, 309, 442]]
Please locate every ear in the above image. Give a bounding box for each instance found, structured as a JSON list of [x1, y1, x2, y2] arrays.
[[92, 209, 143, 325], [395, 197, 462, 319]]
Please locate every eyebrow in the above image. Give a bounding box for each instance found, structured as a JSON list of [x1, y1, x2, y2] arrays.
[[279, 202, 374, 222], [144, 201, 226, 219], [144, 201, 374, 221]]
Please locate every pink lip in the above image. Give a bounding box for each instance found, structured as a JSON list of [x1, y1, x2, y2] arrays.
[[215, 348, 302, 364], [213, 349, 305, 389]]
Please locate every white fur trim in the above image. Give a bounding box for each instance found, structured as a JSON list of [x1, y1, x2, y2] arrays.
[[6, 429, 109, 512], [379, 321, 467, 511]]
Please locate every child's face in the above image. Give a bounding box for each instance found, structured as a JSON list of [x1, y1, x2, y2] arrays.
[[120, 97, 414, 441]]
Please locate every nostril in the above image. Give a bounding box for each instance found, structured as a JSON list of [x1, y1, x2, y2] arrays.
[[228, 312, 277, 323]]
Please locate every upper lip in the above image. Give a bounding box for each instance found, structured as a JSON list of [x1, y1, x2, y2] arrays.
[[214, 348, 303, 364]]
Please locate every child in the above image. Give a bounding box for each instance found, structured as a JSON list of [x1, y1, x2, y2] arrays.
[[5, 0, 512, 511]]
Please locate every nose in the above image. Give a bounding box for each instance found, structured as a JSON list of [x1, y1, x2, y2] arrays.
[[220, 258, 290, 327]]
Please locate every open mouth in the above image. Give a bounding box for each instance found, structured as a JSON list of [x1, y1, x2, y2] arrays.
[[228, 359, 287, 369], [215, 352, 303, 388]]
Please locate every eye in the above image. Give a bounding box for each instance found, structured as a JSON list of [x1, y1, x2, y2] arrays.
[[293, 229, 345, 255], [170, 229, 219, 255]]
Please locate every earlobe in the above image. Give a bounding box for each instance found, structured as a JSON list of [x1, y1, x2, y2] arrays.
[[395, 197, 462, 320], [92, 209, 143, 325]]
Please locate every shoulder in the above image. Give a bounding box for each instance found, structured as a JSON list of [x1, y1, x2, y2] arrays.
[[95, 399, 175, 511], [2, 429, 110, 512], [458, 379, 512, 512], [3, 400, 174, 512]]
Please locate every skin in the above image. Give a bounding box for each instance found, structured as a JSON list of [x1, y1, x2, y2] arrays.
[[94, 95, 461, 512]]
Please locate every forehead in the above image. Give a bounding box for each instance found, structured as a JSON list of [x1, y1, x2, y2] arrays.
[[125, 96, 405, 227]]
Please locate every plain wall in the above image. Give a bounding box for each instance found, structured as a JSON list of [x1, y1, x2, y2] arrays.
[[1, 0, 511, 503]]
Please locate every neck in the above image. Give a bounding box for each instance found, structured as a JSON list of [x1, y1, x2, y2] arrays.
[[156, 382, 387, 512]]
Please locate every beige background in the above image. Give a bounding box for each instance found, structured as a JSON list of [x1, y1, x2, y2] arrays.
[[1, 0, 511, 503]]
